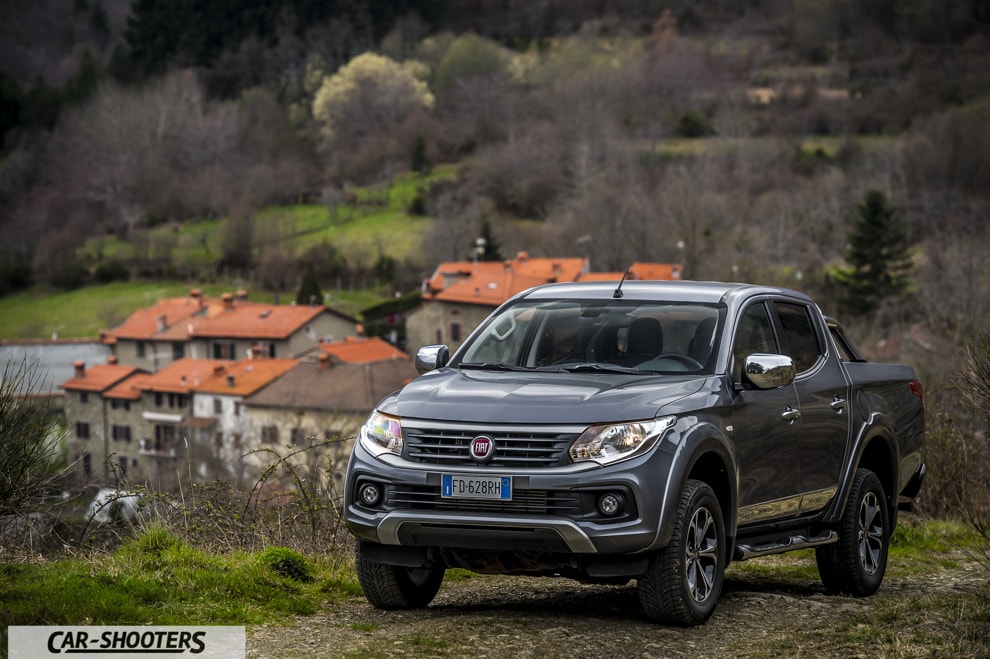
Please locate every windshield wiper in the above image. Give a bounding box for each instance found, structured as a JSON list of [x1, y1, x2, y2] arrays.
[[558, 363, 643, 375], [458, 362, 530, 371]]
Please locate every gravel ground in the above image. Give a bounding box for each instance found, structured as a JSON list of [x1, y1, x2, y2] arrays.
[[247, 553, 987, 658]]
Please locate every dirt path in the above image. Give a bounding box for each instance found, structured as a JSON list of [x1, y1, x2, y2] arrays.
[[247, 554, 987, 658]]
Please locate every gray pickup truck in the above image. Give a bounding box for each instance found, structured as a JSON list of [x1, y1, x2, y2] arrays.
[[343, 281, 926, 625]]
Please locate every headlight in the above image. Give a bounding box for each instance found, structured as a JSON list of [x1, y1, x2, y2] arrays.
[[360, 411, 403, 457], [569, 416, 676, 465]]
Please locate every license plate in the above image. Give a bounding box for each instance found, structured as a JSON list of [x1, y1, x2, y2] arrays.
[[442, 474, 512, 500]]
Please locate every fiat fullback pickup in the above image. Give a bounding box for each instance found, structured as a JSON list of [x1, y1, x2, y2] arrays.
[[343, 280, 926, 625]]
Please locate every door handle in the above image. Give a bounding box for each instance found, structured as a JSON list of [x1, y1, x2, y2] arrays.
[[830, 397, 847, 412], [781, 406, 801, 423]]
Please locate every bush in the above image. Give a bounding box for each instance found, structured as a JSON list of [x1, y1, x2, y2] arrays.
[[259, 547, 313, 582], [93, 260, 130, 283], [0, 358, 63, 518]]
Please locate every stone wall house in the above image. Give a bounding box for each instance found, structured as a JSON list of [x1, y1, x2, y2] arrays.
[[60, 358, 144, 484], [102, 289, 359, 372], [244, 353, 418, 496]]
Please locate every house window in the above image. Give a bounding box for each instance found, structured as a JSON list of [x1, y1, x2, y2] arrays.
[[111, 399, 130, 411], [79, 391, 89, 404], [212, 341, 236, 359], [234, 402, 243, 416], [112, 425, 132, 442], [76, 422, 91, 439], [213, 398, 222, 415], [172, 342, 185, 360], [451, 323, 462, 342], [137, 341, 146, 358], [118, 456, 128, 477], [435, 329, 443, 344], [155, 392, 164, 407], [290, 427, 306, 445], [261, 425, 279, 444], [83, 452, 92, 478]]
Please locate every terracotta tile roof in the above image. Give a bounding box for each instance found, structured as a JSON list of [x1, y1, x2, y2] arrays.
[[424, 253, 588, 306], [193, 357, 299, 396], [140, 358, 234, 394], [104, 373, 155, 400], [318, 337, 409, 364], [102, 290, 358, 343], [246, 359, 418, 413], [577, 262, 684, 282], [61, 363, 140, 393]]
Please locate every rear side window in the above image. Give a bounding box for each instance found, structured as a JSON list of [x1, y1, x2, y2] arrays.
[[773, 302, 822, 373]]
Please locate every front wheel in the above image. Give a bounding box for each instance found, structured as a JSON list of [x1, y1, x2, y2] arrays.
[[816, 468, 889, 596], [638, 479, 726, 625], [355, 542, 445, 609]]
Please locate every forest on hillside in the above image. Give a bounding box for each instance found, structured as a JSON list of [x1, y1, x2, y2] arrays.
[[0, 1, 988, 339]]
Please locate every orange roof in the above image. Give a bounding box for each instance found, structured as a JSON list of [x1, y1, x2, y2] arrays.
[[578, 262, 683, 282], [103, 290, 356, 343], [189, 304, 327, 340], [61, 363, 140, 393], [194, 357, 299, 396], [104, 373, 155, 400], [425, 253, 588, 306], [319, 337, 409, 364], [141, 358, 233, 394]]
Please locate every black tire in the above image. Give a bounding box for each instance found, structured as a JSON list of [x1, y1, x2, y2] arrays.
[[638, 479, 726, 626], [816, 468, 889, 596], [355, 542, 445, 610]]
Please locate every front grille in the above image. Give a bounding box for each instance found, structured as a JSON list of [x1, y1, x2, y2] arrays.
[[404, 426, 578, 468], [389, 484, 584, 516]]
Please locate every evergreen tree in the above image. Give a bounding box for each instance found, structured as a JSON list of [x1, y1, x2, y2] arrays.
[[833, 189, 913, 317], [478, 219, 503, 262], [296, 264, 323, 306]]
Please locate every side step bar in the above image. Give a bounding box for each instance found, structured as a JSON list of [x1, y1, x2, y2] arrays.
[[734, 530, 838, 561]]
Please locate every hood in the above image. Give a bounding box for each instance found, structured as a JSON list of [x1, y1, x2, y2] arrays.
[[384, 368, 708, 424]]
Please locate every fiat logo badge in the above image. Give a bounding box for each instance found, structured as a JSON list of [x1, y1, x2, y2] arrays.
[[469, 435, 495, 462]]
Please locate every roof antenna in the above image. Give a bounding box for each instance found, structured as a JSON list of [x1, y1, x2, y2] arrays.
[[612, 265, 632, 299]]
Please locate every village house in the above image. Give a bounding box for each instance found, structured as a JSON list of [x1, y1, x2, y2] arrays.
[[60, 357, 144, 483], [101, 289, 359, 372], [244, 345, 418, 495], [404, 255, 682, 354]]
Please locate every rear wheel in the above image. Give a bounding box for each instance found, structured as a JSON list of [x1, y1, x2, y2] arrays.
[[816, 468, 889, 596], [638, 479, 725, 625], [355, 542, 445, 609]]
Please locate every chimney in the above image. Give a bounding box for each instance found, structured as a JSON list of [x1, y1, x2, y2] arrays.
[[190, 288, 204, 310], [309, 294, 318, 307], [318, 353, 331, 370], [236, 289, 248, 302], [516, 251, 529, 261], [213, 364, 226, 375], [73, 360, 85, 378], [222, 293, 234, 310], [107, 355, 118, 365], [156, 314, 167, 333], [226, 374, 235, 387], [180, 375, 187, 387]]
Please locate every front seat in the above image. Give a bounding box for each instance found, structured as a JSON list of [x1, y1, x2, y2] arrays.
[[620, 317, 663, 366]]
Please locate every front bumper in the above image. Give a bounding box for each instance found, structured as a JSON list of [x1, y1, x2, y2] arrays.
[[343, 437, 673, 556]]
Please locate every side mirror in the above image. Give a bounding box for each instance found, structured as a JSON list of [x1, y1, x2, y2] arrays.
[[415, 345, 449, 374], [744, 353, 796, 389]]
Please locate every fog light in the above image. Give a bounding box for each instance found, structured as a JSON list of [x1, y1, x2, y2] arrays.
[[598, 492, 625, 517], [359, 483, 382, 507]]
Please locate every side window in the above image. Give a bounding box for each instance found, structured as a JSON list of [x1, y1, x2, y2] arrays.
[[773, 302, 822, 373], [732, 303, 776, 382]]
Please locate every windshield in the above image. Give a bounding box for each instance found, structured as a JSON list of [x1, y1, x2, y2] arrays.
[[455, 299, 723, 374]]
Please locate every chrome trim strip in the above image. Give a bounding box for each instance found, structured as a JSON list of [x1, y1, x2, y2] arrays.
[[800, 486, 837, 513], [375, 511, 599, 553], [737, 494, 802, 524]]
